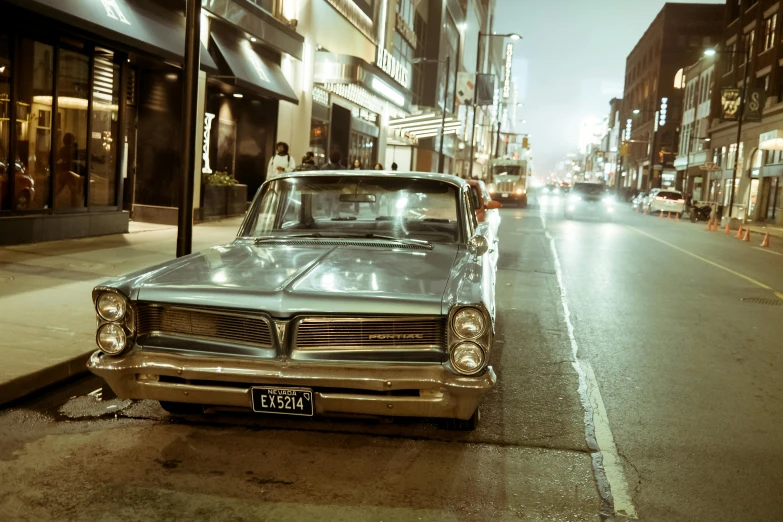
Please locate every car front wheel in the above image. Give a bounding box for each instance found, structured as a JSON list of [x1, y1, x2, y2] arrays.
[[442, 408, 480, 431]]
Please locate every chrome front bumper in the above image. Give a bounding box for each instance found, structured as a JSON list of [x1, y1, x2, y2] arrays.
[[87, 350, 496, 420]]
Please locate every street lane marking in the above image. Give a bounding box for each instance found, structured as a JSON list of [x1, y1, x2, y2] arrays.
[[546, 230, 638, 520], [628, 226, 774, 291], [754, 246, 783, 257]]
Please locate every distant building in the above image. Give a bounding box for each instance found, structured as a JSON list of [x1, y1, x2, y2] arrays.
[[673, 52, 717, 202], [621, 3, 724, 192]]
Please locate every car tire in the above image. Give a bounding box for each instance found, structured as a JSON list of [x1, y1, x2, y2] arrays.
[[442, 408, 480, 431], [159, 401, 203, 415]]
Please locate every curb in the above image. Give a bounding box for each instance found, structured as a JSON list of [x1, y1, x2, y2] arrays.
[[0, 351, 92, 407]]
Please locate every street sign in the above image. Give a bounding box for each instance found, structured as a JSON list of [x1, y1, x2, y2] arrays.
[[721, 87, 741, 121], [744, 88, 765, 122]]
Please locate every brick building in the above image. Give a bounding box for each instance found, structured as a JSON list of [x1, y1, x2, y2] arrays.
[[620, 3, 724, 193]]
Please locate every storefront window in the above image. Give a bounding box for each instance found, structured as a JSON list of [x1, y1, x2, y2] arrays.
[[16, 39, 54, 210], [349, 132, 375, 168], [0, 34, 11, 210], [310, 120, 328, 166], [89, 48, 120, 206], [55, 49, 90, 209]]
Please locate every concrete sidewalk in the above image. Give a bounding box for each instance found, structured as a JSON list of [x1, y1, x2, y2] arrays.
[[0, 218, 244, 406]]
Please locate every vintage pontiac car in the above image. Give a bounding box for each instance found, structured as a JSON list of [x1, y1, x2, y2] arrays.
[[88, 171, 498, 430]]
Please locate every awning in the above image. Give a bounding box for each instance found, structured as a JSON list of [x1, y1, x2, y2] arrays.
[[315, 52, 413, 113], [9, 0, 218, 73], [210, 31, 299, 105]]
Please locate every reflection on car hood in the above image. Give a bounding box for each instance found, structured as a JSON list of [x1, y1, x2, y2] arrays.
[[128, 241, 460, 318]]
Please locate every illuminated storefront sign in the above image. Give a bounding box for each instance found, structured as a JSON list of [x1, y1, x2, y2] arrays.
[[503, 43, 513, 99], [101, 0, 130, 25], [202, 112, 216, 174], [376, 47, 409, 89]]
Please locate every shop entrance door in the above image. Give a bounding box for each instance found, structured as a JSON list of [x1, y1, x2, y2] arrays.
[[758, 177, 772, 221], [329, 104, 351, 167]]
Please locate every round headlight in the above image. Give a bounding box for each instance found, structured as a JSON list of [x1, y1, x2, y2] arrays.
[[97, 323, 127, 355], [97, 292, 126, 322], [451, 342, 485, 375], [453, 308, 485, 338]]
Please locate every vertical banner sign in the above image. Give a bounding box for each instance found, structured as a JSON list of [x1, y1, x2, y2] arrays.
[[625, 118, 633, 140], [476, 74, 495, 106], [455, 72, 475, 105], [502, 43, 513, 99], [743, 87, 765, 122], [721, 87, 741, 121], [659, 97, 668, 126]]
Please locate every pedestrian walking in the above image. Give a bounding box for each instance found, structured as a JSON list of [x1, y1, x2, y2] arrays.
[[322, 149, 345, 170], [351, 159, 362, 170], [295, 151, 318, 171], [374, 163, 384, 170], [267, 142, 296, 180], [391, 162, 398, 171]]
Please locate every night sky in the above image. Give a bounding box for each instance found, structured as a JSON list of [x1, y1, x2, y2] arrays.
[[493, 0, 723, 175]]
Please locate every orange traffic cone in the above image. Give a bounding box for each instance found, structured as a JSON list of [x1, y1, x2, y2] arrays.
[[659, 210, 663, 219], [724, 222, 731, 234], [743, 228, 751, 242], [667, 211, 671, 220], [735, 225, 743, 239], [643, 206, 648, 215], [675, 212, 680, 222], [761, 232, 770, 248], [712, 219, 719, 231], [706, 218, 712, 231]]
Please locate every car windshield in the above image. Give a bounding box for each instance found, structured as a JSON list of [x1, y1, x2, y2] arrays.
[[572, 183, 606, 195], [239, 176, 462, 243]]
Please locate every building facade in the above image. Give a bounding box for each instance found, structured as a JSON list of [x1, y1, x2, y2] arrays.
[[621, 3, 724, 193], [710, 0, 783, 224]]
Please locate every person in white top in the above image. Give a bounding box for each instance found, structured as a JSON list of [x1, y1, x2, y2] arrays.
[[267, 142, 296, 180]]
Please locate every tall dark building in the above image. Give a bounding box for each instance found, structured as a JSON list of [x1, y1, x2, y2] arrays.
[[621, 3, 724, 192]]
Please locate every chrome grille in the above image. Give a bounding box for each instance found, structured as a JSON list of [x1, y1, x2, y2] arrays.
[[136, 303, 273, 347], [295, 317, 446, 349]]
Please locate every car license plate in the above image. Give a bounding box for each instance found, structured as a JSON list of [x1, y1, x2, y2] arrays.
[[502, 193, 509, 198], [251, 386, 314, 416]]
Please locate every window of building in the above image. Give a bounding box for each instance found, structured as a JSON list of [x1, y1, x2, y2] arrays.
[[764, 13, 777, 51], [15, 39, 54, 211], [349, 131, 376, 167], [0, 34, 10, 210], [728, 143, 737, 168], [725, 42, 737, 74], [757, 73, 771, 94], [391, 32, 413, 92], [55, 48, 90, 209], [742, 30, 755, 63], [89, 48, 121, 207]]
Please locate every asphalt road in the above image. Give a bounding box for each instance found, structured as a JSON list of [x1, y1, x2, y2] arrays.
[[1, 193, 781, 521]]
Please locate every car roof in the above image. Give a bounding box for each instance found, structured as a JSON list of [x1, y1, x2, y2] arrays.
[[274, 170, 468, 188]]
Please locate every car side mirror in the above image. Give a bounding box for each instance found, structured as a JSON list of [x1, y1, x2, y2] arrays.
[[487, 200, 502, 210], [468, 235, 490, 256]]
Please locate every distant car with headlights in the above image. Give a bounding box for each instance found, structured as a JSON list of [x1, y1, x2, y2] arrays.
[[648, 189, 685, 216], [88, 171, 498, 430], [564, 182, 615, 221]]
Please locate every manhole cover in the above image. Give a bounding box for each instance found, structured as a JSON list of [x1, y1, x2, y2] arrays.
[[741, 297, 783, 306]]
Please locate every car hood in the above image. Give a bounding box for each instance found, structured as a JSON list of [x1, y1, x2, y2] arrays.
[[115, 241, 460, 318]]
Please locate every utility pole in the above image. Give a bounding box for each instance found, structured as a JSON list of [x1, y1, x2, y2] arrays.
[[176, 0, 201, 257], [727, 42, 751, 221], [437, 54, 451, 173]]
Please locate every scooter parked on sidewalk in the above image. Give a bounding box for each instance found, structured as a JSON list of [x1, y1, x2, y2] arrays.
[[688, 203, 712, 222]]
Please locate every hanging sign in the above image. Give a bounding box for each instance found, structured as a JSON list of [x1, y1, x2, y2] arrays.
[[744, 87, 765, 123], [721, 87, 741, 121], [502, 43, 513, 99], [202, 112, 216, 174]]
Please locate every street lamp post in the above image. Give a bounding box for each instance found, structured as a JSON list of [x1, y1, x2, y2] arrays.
[[176, 0, 201, 257], [705, 44, 751, 220], [468, 32, 521, 179]]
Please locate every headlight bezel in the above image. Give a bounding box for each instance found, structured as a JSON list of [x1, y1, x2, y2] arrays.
[[450, 341, 486, 376], [447, 305, 493, 376], [92, 287, 135, 356], [452, 307, 486, 339], [96, 291, 127, 322]]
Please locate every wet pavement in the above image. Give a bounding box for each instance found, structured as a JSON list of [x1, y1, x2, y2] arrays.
[[1, 195, 782, 521]]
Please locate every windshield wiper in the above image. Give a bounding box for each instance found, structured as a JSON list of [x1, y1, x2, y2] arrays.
[[253, 233, 324, 243]]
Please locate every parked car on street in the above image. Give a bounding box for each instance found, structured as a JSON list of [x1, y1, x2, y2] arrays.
[[641, 188, 661, 211], [632, 191, 647, 210], [648, 189, 685, 215], [564, 182, 615, 221], [88, 171, 498, 430]]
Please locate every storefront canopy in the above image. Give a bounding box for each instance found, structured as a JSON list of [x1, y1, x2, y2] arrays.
[[9, 0, 218, 72], [210, 31, 299, 105], [314, 52, 413, 113]]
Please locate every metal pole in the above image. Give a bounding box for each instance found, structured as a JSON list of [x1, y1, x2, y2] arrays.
[[728, 43, 750, 220], [468, 33, 484, 179], [684, 134, 691, 196], [648, 116, 657, 192], [437, 55, 450, 173], [494, 120, 501, 159], [176, 0, 201, 257]]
